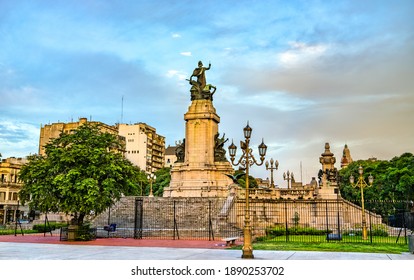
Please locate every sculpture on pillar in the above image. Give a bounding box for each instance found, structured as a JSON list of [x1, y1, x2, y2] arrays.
[[214, 132, 229, 162], [320, 167, 339, 184], [187, 61, 216, 101], [317, 169, 324, 185], [319, 143, 338, 186], [175, 139, 185, 163]]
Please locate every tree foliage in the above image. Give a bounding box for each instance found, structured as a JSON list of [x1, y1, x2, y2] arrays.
[[145, 167, 171, 196], [234, 169, 258, 189], [339, 153, 414, 204], [19, 123, 145, 225]]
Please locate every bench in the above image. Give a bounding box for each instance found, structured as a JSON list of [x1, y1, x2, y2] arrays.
[[222, 237, 238, 246], [326, 233, 342, 241], [103, 223, 117, 233]]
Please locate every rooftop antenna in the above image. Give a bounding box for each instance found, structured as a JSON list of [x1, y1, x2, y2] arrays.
[[121, 95, 124, 124]]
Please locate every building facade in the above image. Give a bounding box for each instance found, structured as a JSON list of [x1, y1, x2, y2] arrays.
[[0, 157, 29, 225], [118, 123, 165, 173], [39, 117, 122, 156], [164, 145, 177, 168], [39, 118, 165, 173]]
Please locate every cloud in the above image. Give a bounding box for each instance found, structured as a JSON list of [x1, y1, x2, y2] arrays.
[[278, 42, 329, 66], [1, 0, 413, 185], [230, 91, 316, 112], [0, 120, 39, 157], [166, 70, 187, 81]]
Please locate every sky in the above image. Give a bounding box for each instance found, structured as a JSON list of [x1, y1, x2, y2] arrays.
[[1, 0, 413, 186]]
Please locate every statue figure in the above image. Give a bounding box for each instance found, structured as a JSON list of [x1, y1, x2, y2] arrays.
[[328, 167, 338, 182], [188, 61, 216, 101], [317, 169, 323, 185], [318, 168, 338, 186], [191, 61, 210, 91], [175, 139, 185, 163], [214, 132, 229, 162]]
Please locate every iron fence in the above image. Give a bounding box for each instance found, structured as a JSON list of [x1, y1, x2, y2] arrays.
[[60, 226, 97, 241], [245, 199, 413, 244], [94, 197, 413, 244], [4, 197, 412, 244], [129, 197, 242, 240]]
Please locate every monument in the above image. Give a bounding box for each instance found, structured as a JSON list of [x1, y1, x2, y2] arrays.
[[163, 61, 234, 197], [317, 142, 340, 199]]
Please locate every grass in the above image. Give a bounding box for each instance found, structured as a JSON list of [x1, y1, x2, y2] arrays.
[[229, 232, 411, 254], [230, 238, 409, 254], [0, 229, 39, 235], [263, 234, 408, 244], [251, 241, 408, 254]]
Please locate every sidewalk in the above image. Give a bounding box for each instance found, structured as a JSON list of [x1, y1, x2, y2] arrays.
[[1, 234, 413, 260]]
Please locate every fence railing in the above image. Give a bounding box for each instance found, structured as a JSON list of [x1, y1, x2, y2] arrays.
[[244, 199, 413, 244], [60, 226, 97, 241], [93, 197, 413, 244]]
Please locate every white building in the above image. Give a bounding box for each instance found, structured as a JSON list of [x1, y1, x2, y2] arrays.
[[118, 123, 165, 173]]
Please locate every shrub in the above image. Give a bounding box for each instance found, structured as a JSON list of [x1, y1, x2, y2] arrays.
[[265, 225, 330, 237], [32, 222, 67, 233], [370, 224, 389, 237], [75, 224, 96, 241], [343, 225, 389, 237]]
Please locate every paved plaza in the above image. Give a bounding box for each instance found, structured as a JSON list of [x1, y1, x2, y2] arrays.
[[1, 241, 414, 260], [0, 235, 413, 260]]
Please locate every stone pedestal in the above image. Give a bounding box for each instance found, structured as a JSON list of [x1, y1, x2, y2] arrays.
[[317, 187, 340, 200], [67, 225, 78, 241], [317, 143, 340, 199], [163, 99, 234, 197]]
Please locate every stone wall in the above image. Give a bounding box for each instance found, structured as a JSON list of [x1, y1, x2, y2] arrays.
[[91, 196, 387, 239], [91, 196, 240, 238]]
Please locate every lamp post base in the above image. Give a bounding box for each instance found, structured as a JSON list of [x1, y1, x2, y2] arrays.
[[362, 226, 368, 240], [242, 248, 254, 259], [241, 226, 254, 259]]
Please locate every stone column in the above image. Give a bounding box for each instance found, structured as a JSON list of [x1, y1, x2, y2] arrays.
[[164, 99, 233, 197], [318, 142, 339, 199], [184, 99, 219, 166]]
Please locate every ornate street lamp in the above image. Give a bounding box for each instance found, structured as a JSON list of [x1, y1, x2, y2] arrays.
[[228, 122, 267, 259], [265, 158, 279, 188], [147, 173, 156, 197], [283, 170, 294, 189], [349, 166, 373, 240]]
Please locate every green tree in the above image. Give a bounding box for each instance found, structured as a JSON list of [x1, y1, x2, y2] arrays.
[[339, 153, 414, 216], [234, 169, 258, 188], [19, 123, 145, 225], [150, 167, 171, 196]]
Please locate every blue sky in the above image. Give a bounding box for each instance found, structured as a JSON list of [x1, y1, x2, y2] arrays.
[[1, 0, 413, 185]]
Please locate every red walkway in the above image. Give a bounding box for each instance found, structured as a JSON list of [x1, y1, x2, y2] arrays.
[[0, 234, 240, 249]]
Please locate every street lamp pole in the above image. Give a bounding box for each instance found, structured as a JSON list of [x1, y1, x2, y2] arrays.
[[266, 158, 279, 188], [349, 166, 373, 240], [228, 122, 267, 259], [283, 170, 294, 189], [147, 173, 156, 197]]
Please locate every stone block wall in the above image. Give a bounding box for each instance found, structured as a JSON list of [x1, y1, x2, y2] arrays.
[[91, 196, 386, 239]]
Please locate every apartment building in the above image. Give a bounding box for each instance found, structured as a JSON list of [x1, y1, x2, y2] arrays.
[[39, 118, 165, 173], [0, 157, 29, 225], [118, 123, 165, 173], [39, 117, 123, 156]]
